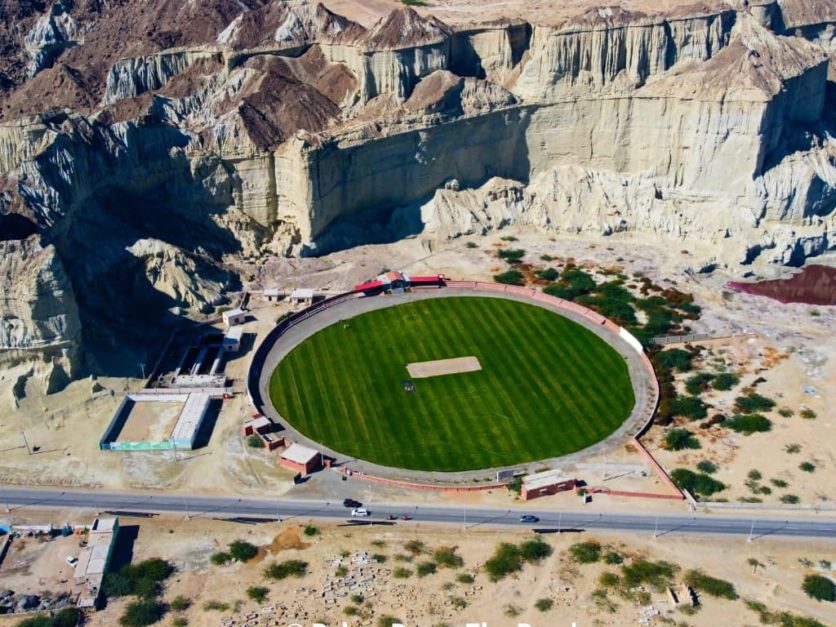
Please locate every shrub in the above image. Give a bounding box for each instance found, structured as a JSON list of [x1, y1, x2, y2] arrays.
[[103, 558, 174, 599], [799, 462, 816, 473], [536, 268, 560, 281], [543, 268, 597, 301], [264, 560, 307, 580], [229, 540, 258, 562], [671, 468, 726, 497], [785, 443, 802, 454], [504, 604, 521, 617], [493, 270, 525, 286], [519, 538, 552, 562], [800, 408, 817, 420], [377, 616, 403, 627], [540, 254, 554, 261], [711, 372, 739, 391], [684, 569, 738, 599], [685, 373, 715, 396], [456, 573, 475, 584], [303, 525, 319, 537], [246, 434, 264, 448], [669, 396, 708, 420], [500, 235, 519, 242], [497, 248, 525, 263], [335, 565, 348, 577], [657, 349, 694, 372], [210, 552, 231, 566], [119, 599, 166, 627], [203, 600, 229, 612], [372, 553, 387, 563], [484, 543, 523, 581], [747, 469, 762, 481], [569, 541, 601, 564], [169, 596, 190, 612], [780, 494, 800, 504], [725, 413, 772, 435], [664, 428, 701, 451], [433, 547, 464, 569], [770, 478, 789, 488], [172, 619, 187, 627], [534, 598, 554, 612], [17, 608, 85, 627], [343, 605, 358, 616], [416, 561, 437, 577], [246, 586, 269, 603], [599, 572, 621, 587], [696, 460, 718, 474], [734, 393, 776, 414], [465, 241, 478, 249], [778, 407, 795, 418], [392, 567, 412, 579], [621, 560, 677, 589], [802, 575, 836, 602], [404, 540, 426, 555], [604, 552, 624, 565]]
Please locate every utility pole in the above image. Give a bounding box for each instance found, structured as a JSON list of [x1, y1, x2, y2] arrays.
[[185, 496, 190, 520], [747, 519, 755, 543], [653, 517, 659, 539], [20, 429, 31, 455], [138, 363, 146, 380]]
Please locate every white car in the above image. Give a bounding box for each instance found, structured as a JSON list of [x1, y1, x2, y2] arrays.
[[65, 556, 78, 567], [350, 508, 370, 517]]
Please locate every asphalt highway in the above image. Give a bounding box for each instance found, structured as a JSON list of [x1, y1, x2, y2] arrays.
[[2, 486, 835, 540]]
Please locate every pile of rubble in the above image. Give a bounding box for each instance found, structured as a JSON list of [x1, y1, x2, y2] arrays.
[[0, 590, 75, 615]]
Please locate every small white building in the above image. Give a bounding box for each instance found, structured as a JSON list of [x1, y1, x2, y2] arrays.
[[289, 288, 315, 306], [263, 288, 281, 302], [223, 325, 244, 352], [222, 308, 246, 328]]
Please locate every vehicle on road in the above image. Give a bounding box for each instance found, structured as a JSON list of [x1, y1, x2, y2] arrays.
[[519, 515, 539, 524], [400, 514, 411, 520], [351, 508, 370, 517], [343, 498, 362, 508]]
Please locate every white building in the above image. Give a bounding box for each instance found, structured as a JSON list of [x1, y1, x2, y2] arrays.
[[289, 288, 315, 306], [222, 308, 246, 328], [223, 325, 244, 352]]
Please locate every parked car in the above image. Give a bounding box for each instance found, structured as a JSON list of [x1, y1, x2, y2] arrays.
[[350, 508, 370, 517], [65, 556, 78, 567], [518, 515, 539, 524], [343, 498, 362, 508]]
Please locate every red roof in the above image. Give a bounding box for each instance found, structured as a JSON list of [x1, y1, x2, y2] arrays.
[[355, 280, 384, 291], [384, 271, 405, 282], [410, 276, 442, 283]]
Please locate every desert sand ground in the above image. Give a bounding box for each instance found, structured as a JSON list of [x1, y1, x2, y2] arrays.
[[0, 228, 832, 517], [1, 512, 834, 627]]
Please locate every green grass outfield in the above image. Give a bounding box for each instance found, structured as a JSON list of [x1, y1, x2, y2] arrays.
[[269, 296, 635, 472]]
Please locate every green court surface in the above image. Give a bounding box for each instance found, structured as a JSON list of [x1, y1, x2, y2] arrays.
[[269, 297, 635, 472]]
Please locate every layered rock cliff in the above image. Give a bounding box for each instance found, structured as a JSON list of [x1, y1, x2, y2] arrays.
[[0, 0, 834, 384]]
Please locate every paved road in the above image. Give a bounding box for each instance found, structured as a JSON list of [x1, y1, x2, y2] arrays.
[[2, 487, 835, 540]]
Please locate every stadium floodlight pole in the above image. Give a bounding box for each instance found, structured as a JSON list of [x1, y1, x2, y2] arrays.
[[747, 519, 755, 543], [139, 362, 146, 379]]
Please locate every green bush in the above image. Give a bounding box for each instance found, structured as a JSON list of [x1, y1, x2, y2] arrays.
[[519, 538, 552, 562], [493, 270, 525, 286], [169, 596, 190, 612], [303, 525, 319, 537], [229, 540, 258, 562], [485, 543, 523, 581], [664, 428, 701, 451], [799, 462, 816, 473], [405, 540, 426, 555], [780, 494, 800, 504], [246, 434, 264, 448], [392, 567, 412, 579], [800, 409, 817, 420], [669, 396, 707, 420], [671, 468, 726, 497], [744, 599, 826, 627], [802, 575, 835, 602], [543, 268, 597, 301], [696, 460, 718, 474], [536, 268, 560, 281], [725, 414, 772, 435], [534, 598, 554, 612], [17, 608, 85, 627], [264, 560, 308, 580], [497, 248, 525, 263], [621, 560, 677, 589], [684, 569, 738, 599], [465, 241, 478, 249], [685, 373, 715, 396], [119, 599, 166, 627], [604, 552, 624, 565], [456, 573, 475, 584], [778, 407, 795, 418], [599, 572, 621, 587], [372, 553, 387, 563], [416, 561, 437, 577], [569, 541, 601, 564], [711, 372, 739, 391], [103, 558, 174, 599], [246, 586, 269, 603], [202, 600, 229, 612], [734, 393, 776, 413], [433, 547, 464, 569], [770, 478, 788, 488], [656, 349, 694, 372], [378, 616, 404, 627]]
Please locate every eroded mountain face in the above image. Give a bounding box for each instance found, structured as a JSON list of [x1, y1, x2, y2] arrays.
[[0, 0, 834, 385]]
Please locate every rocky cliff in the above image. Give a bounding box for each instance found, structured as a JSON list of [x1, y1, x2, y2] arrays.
[[0, 0, 834, 384]]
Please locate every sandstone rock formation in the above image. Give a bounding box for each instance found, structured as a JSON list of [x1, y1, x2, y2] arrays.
[[0, 0, 833, 382]]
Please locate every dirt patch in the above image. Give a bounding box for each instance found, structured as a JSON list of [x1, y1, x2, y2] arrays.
[[267, 527, 310, 554], [406, 355, 482, 378]]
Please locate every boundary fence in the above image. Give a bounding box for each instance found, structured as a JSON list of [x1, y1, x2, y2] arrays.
[[248, 280, 683, 500]]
